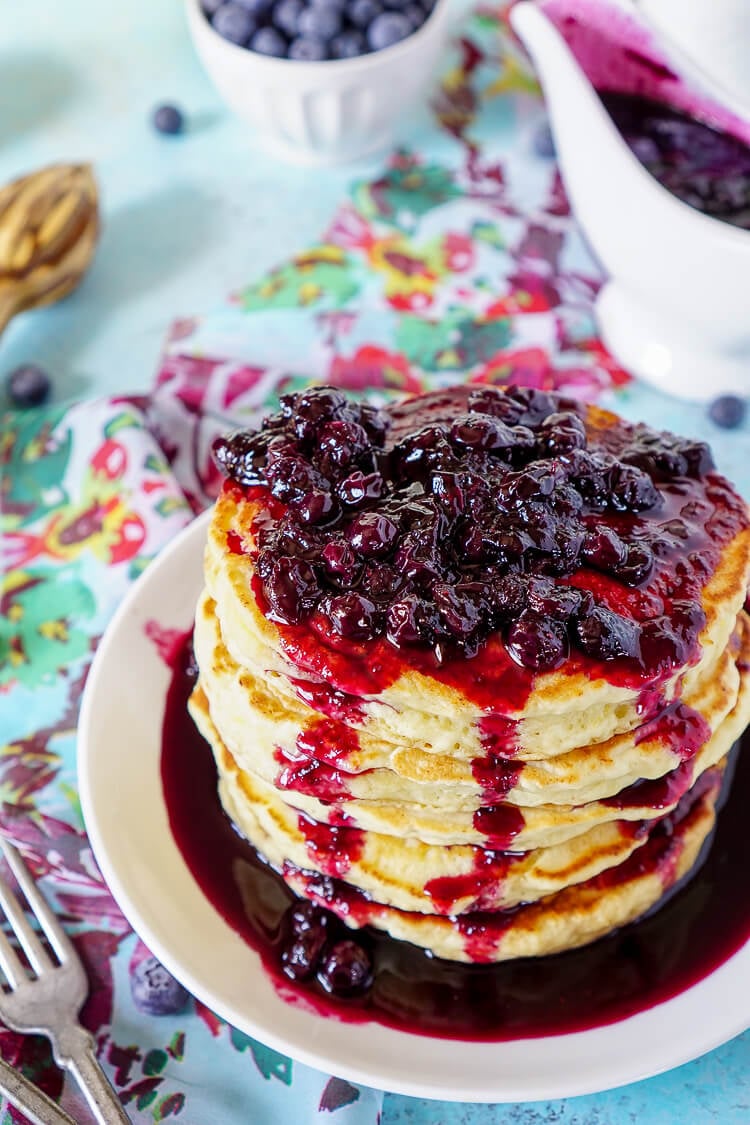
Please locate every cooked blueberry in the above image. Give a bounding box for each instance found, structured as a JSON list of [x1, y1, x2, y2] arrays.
[[337, 470, 384, 507], [281, 928, 328, 981], [294, 386, 348, 439], [527, 579, 583, 622], [273, 0, 304, 35], [288, 899, 332, 936], [677, 439, 714, 478], [250, 26, 288, 55], [293, 488, 338, 525], [317, 940, 373, 996], [581, 526, 627, 571], [618, 541, 655, 586], [264, 556, 319, 623], [490, 573, 528, 619], [152, 104, 185, 135], [321, 540, 361, 585], [131, 956, 189, 1016], [386, 595, 434, 646], [433, 582, 485, 639], [213, 2, 257, 43], [708, 394, 746, 429], [537, 411, 587, 455], [348, 512, 398, 557], [319, 592, 381, 640], [449, 414, 517, 453], [319, 419, 369, 470], [367, 11, 411, 49], [331, 29, 366, 57], [348, 0, 382, 28], [6, 364, 51, 408], [574, 605, 640, 660], [609, 463, 660, 511], [266, 454, 318, 502], [506, 611, 568, 671]]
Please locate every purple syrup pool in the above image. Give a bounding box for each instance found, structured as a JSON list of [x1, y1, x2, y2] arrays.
[[163, 635, 750, 1041], [601, 91, 750, 229]]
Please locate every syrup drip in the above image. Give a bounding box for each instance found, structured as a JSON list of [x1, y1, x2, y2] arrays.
[[296, 813, 364, 878], [633, 700, 711, 759], [273, 747, 352, 803], [424, 849, 518, 915]]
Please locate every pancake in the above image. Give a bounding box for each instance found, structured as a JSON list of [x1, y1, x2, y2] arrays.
[[205, 479, 750, 761], [194, 588, 749, 832], [190, 383, 750, 965], [249, 761, 726, 964], [190, 655, 750, 850]]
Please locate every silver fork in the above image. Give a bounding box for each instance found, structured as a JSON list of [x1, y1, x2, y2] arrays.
[[0, 839, 130, 1124]]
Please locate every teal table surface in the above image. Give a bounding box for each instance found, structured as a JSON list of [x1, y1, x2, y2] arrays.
[[3, 1, 748, 1123]]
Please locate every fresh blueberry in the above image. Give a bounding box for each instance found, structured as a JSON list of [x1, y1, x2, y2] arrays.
[[330, 29, 366, 57], [289, 35, 328, 58], [404, 2, 426, 29], [298, 5, 342, 40], [348, 0, 382, 29], [131, 956, 189, 1016], [367, 10, 411, 49], [273, 0, 304, 35], [533, 120, 556, 158], [6, 364, 51, 408], [152, 104, 185, 135], [250, 25, 289, 55], [708, 394, 746, 429], [212, 2, 257, 44], [235, 0, 272, 11], [201, 0, 224, 14]]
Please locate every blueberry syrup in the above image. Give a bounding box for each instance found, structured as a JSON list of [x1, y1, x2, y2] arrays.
[[633, 700, 711, 759], [601, 91, 750, 230], [163, 635, 750, 1040], [274, 747, 352, 803]]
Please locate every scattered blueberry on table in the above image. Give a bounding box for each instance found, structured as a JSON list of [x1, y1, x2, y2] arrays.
[[6, 364, 52, 408], [152, 104, 185, 135], [708, 394, 746, 429], [204, 0, 436, 59], [532, 119, 556, 158], [131, 955, 190, 1016]]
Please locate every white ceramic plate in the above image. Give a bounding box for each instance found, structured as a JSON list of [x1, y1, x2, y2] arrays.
[[78, 511, 750, 1102]]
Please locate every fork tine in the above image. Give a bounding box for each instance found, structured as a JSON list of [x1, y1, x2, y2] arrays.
[[0, 841, 76, 965], [0, 925, 25, 989], [0, 868, 51, 976]]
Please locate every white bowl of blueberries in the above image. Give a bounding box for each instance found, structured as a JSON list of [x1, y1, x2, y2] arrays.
[[187, 0, 453, 163]]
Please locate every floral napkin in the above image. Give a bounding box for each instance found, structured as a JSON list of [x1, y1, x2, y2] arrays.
[[1, 6, 748, 1124]]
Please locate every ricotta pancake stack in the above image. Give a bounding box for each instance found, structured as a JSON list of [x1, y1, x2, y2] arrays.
[[189, 384, 750, 964]]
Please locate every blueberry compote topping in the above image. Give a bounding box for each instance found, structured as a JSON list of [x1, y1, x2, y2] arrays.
[[212, 384, 741, 683], [602, 91, 750, 230]]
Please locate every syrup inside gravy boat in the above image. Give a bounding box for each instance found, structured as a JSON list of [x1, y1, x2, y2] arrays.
[[511, 0, 750, 401]]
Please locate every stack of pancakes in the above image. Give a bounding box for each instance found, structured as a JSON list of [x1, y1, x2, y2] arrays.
[[189, 388, 750, 964]]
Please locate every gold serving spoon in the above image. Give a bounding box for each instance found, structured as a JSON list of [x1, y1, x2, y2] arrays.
[[0, 162, 99, 338]]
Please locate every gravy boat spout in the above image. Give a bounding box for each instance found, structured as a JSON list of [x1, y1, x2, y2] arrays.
[[511, 0, 750, 401]]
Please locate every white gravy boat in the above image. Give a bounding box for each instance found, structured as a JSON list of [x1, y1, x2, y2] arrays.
[[511, 0, 750, 400]]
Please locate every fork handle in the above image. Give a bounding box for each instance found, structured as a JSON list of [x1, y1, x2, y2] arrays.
[[54, 1027, 131, 1125], [0, 1056, 76, 1125]]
